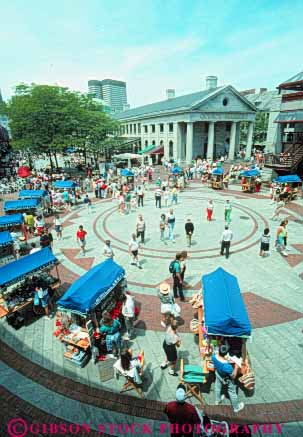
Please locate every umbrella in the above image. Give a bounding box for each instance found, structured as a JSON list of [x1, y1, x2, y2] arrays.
[[18, 166, 31, 178]]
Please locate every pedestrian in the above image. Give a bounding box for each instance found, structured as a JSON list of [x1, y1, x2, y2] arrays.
[[40, 228, 51, 249], [76, 225, 87, 256], [155, 187, 162, 208], [160, 213, 167, 243], [163, 187, 170, 208], [212, 344, 244, 413], [167, 208, 176, 242], [158, 282, 176, 328], [270, 197, 284, 221], [224, 200, 232, 224], [34, 284, 52, 320], [128, 233, 142, 269], [281, 219, 290, 251], [137, 186, 144, 207], [130, 193, 137, 211], [161, 320, 181, 376], [275, 221, 288, 257], [259, 228, 270, 257], [118, 192, 125, 215], [62, 189, 71, 211], [185, 218, 194, 247], [103, 240, 114, 259], [206, 199, 214, 222], [165, 384, 201, 437], [170, 253, 185, 301], [54, 214, 63, 240], [171, 186, 178, 205], [99, 311, 122, 358], [125, 191, 132, 213], [83, 194, 92, 213], [136, 214, 146, 244], [121, 293, 135, 340], [220, 225, 233, 259]]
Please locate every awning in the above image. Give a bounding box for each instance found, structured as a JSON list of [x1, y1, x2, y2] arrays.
[[212, 167, 224, 175], [151, 146, 164, 155], [275, 110, 303, 123], [120, 169, 134, 177], [57, 259, 125, 316], [138, 145, 156, 155], [4, 199, 39, 212], [0, 248, 58, 287], [0, 231, 13, 247], [240, 169, 260, 177], [0, 214, 24, 228], [53, 180, 77, 189], [202, 267, 252, 337], [171, 166, 182, 174], [274, 174, 301, 183], [19, 189, 48, 199]]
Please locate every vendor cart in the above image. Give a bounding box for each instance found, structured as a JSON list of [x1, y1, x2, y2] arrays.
[[274, 174, 302, 201], [209, 167, 224, 189], [0, 248, 60, 322], [240, 169, 260, 193], [0, 231, 14, 266], [57, 259, 126, 367], [0, 213, 25, 236], [3, 198, 41, 216], [53, 180, 77, 190], [120, 169, 135, 190]]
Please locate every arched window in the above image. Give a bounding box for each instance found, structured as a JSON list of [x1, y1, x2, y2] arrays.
[[152, 140, 155, 145]]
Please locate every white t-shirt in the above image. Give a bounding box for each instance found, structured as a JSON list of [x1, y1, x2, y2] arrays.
[[128, 239, 139, 252], [103, 244, 114, 258], [221, 229, 233, 242], [30, 247, 41, 254]]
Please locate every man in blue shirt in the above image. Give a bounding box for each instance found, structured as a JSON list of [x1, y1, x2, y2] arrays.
[[212, 344, 244, 413], [172, 253, 184, 301]]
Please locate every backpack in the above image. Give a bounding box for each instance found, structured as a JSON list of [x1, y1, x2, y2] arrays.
[[169, 261, 176, 274]]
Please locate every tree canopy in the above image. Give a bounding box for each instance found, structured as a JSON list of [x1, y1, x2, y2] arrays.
[[6, 83, 119, 167]]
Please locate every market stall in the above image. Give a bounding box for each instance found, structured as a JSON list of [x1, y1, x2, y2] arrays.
[[209, 167, 224, 189], [240, 169, 260, 193], [3, 198, 41, 215], [0, 247, 60, 323], [56, 259, 126, 367], [120, 169, 135, 189], [53, 180, 77, 190], [0, 213, 25, 233], [0, 231, 14, 266], [168, 166, 183, 187], [274, 174, 302, 201], [190, 267, 253, 391]]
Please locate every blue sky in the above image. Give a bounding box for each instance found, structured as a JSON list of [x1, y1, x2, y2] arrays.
[[1, 0, 303, 106]]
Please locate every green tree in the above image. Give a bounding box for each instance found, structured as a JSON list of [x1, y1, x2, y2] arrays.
[[6, 83, 118, 170]]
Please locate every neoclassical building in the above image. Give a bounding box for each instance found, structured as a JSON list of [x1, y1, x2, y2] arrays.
[[114, 77, 257, 163]]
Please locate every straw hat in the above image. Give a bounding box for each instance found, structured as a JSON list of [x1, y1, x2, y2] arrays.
[[159, 282, 170, 295]]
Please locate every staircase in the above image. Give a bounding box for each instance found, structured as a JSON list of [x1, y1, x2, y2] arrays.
[[264, 144, 303, 175]]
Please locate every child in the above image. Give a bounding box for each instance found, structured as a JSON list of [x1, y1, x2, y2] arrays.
[[260, 228, 270, 257]]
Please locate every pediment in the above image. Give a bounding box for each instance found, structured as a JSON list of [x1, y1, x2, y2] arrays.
[[192, 86, 257, 113]]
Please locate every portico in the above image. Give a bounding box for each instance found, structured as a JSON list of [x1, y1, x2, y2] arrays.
[[114, 79, 257, 163]]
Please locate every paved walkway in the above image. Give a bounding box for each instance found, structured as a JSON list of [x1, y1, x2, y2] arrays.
[[1, 178, 303, 435]]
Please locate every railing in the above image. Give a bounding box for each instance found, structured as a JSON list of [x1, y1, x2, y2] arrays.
[[264, 144, 303, 170], [263, 153, 292, 167], [282, 131, 303, 144]]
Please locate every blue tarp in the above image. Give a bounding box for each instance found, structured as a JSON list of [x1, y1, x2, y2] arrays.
[[212, 167, 224, 175], [202, 267, 252, 337], [57, 259, 125, 315], [121, 169, 134, 177], [274, 174, 301, 183], [0, 231, 13, 247], [4, 199, 39, 212], [171, 167, 182, 174], [0, 248, 58, 287], [240, 169, 260, 177], [0, 214, 24, 228], [19, 189, 48, 198], [53, 180, 77, 189]]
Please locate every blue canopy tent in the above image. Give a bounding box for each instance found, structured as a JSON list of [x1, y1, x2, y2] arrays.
[[53, 180, 77, 189], [19, 189, 48, 199], [120, 169, 134, 177], [202, 267, 252, 337], [0, 231, 13, 247], [57, 259, 125, 316], [274, 174, 301, 183], [171, 166, 182, 174], [0, 214, 24, 229], [4, 199, 39, 212], [240, 169, 260, 177], [0, 248, 58, 288], [212, 167, 224, 175]]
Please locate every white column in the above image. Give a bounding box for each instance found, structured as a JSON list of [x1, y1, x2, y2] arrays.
[[164, 124, 169, 159], [246, 122, 254, 159], [207, 122, 215, 159], [173, 122, 181, 161], [186, 122, 194, 164], [228, 121, 237, 160]]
